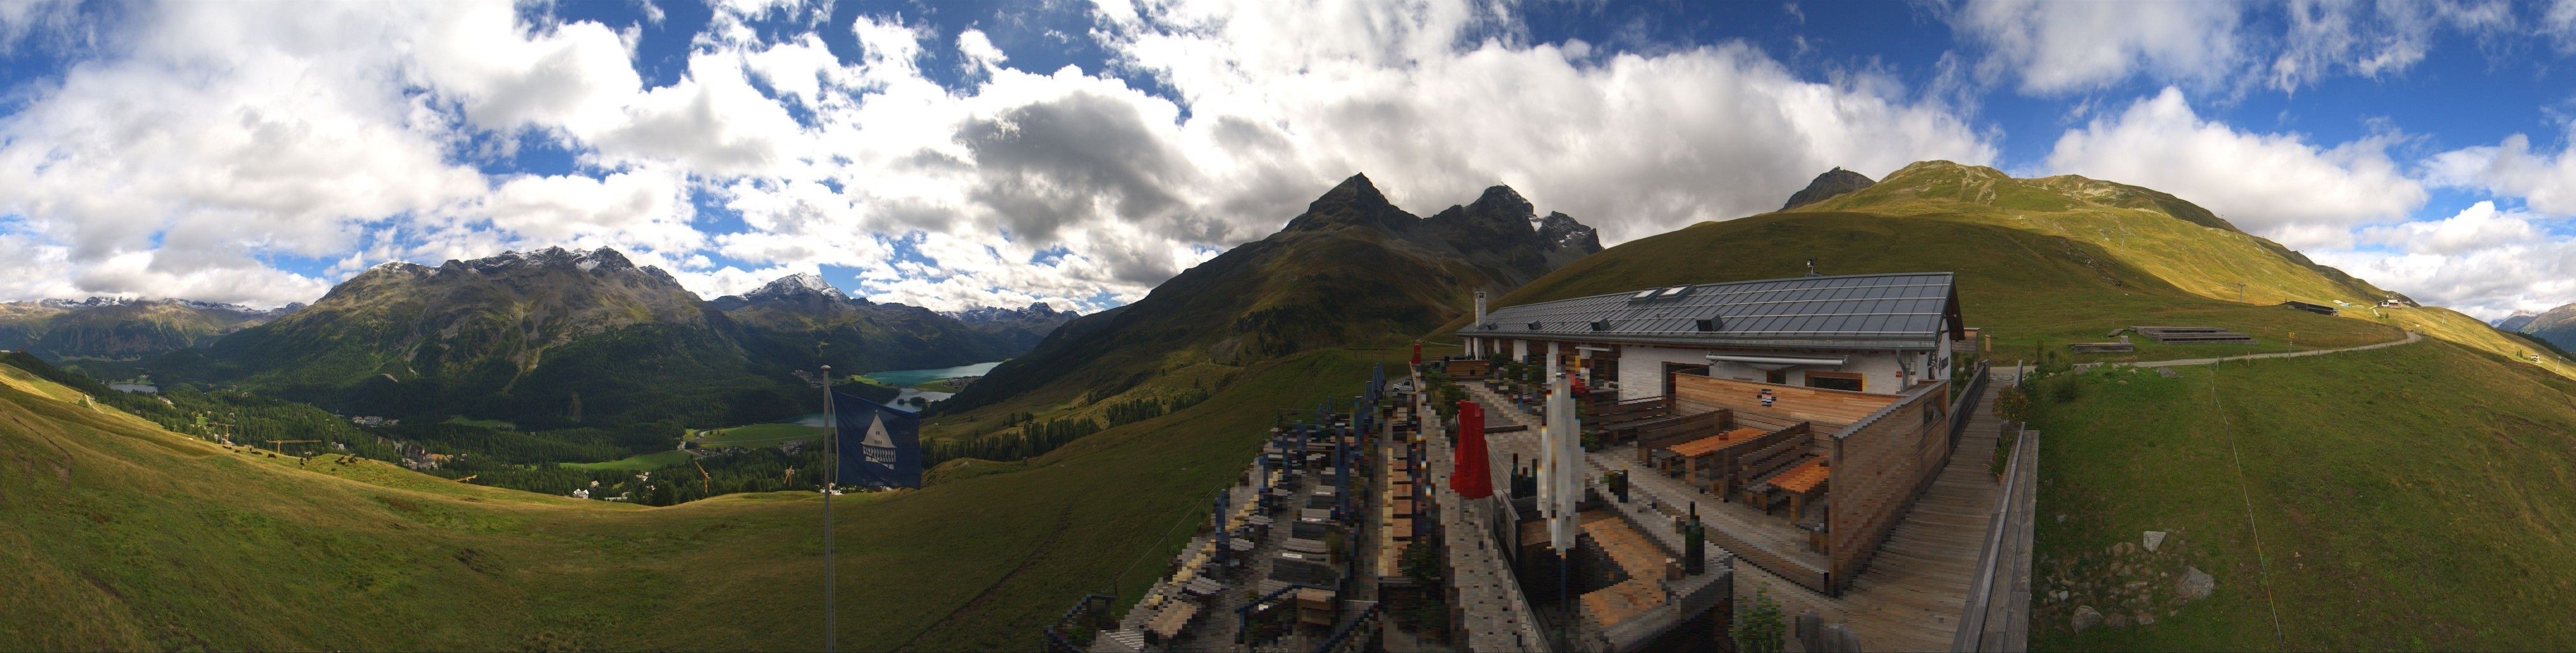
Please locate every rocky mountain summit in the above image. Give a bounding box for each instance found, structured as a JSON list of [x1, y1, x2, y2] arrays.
[[946, 173, 1601, 411], [0, 297, 298, 358], [948, 302, 1071, 325], [1780, 166, 1877, 210], [2497, 312, 2540, 332]]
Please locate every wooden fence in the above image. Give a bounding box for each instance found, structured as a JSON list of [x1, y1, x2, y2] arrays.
[[1954, 423, 2037, 652]]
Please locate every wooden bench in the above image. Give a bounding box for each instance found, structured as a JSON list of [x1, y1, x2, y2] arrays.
[[1587, 403, 1679, 436], [1663, 425, 1765, 476], [1740, 453, 1818, 513], [1729, 439, 1807, 502], [1582, 395, 1670, 421], [1598, 408, 1720, 447], [1701, 423, 1811, 497], [1637, 409, 1735, 463]]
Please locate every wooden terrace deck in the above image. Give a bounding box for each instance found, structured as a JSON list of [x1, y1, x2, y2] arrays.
[[1468, 371, 2015, 651], [1577, 511, 1670, 628]]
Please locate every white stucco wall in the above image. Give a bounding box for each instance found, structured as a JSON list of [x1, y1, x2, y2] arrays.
[[1614, 344, 1916, 399]]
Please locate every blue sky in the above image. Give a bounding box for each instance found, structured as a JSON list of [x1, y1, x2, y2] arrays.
[[3, 1, 2576, 318]]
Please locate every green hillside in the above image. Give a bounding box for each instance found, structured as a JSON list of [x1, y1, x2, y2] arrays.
[[1451, 211, 2404, 360], [1784, 161, 2561, 375], [2026, 340, 2576, 650], [942, 175, 1596, 416], [0, 341, 1404, 650]]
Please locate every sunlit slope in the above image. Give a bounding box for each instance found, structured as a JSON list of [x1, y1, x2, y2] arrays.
[[0, 345, 1406, 651], [1779, 160, 2554, 373], [1793, 161, 2388, 305], [1443, 212, 2405, 360], [2028, 339, 2576, 650], [0, 358, 876, 651]]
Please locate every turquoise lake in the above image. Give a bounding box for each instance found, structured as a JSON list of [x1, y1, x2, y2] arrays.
[[860, 360, 1006, 386]]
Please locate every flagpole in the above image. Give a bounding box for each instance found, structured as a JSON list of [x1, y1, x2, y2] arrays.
[[821, 364, 835, 653]]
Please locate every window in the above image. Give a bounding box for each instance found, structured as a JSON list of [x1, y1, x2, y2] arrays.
[[1805, 371, 1864, 392], [1765, 370, 1787, 385]]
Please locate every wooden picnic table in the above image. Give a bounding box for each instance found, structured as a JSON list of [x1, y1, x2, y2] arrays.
[[1770, 457, 1831, 519], [1666, 427, 1768, 459], [1147, 599, 1199, 640]]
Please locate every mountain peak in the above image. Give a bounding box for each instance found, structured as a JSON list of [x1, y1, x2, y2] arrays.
[[1283, 172, 1415, 233], [1471, 185, 1531, 212], [1781, 166, 1877, 210], [2499, 312, 2541, 332], [1536, 211, 1601, 253], [749, 272, 842, 300]]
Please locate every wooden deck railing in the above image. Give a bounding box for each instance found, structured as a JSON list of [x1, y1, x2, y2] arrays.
[[1954, 425, 2037, 652]]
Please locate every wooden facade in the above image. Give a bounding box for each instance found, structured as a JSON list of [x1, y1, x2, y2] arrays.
[[1823, 383, 1948, 592], [1665, 371, 1952, 594]]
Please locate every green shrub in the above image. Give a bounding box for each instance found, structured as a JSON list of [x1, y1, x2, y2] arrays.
[[1730, 587, 1786, 653]]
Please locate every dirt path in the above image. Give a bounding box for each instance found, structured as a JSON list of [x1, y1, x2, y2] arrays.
[[2102, 331, 2423, 370]]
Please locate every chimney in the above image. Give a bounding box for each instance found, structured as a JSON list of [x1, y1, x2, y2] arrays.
[[1474, 290, 1488, 323]]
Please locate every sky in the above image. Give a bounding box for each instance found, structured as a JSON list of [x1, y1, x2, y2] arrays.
[[4, 1, 2576, 319]]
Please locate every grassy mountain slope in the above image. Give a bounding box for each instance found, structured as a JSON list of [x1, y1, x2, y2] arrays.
[[3, 360, 714, 650], [1780, 161, 2554, 373], [0, 338, 1402, 650], [942, 174, 1596, 415], [1445, 211, 2404, 360], [180, 247, 776, 429], [2027, 341, 2576, 650]]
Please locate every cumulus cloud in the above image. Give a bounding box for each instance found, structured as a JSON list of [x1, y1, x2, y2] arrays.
[[2043, 87, 2426, 248], [1094, 0, 1997, 243], [1949, 0, 2247, 94], [2424, 133, 2576, 216], [2311, 202, 2575, 319], [0, 1, 2002, 313]]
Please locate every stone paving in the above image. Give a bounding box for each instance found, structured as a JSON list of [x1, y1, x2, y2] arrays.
[[1419, 386, 1553, 652]]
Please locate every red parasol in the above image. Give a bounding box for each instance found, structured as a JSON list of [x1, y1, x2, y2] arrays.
[[1450, 400, 1493, 499]]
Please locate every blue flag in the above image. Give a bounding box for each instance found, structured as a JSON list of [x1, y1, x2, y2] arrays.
[[834, 390, 922, 488]]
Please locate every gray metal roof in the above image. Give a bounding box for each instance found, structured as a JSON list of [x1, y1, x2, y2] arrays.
[[1457, 272, 1962, 351]]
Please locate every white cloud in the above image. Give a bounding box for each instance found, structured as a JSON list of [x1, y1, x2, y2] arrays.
[[2424, 133, 2576, 216], [2043, 87, 2426, 248], [408, 4, 642, 136], [958, 29, 1006, 71], [0, 1, 2001, 314], [2269, 0, 2518, 92], [2311, 202, 2576, 319], [1089, 0, 1996, 244], [2356, 200, 2540, 254], [1950, 0, 2247, 94], [2547, 0, 2576, 51]]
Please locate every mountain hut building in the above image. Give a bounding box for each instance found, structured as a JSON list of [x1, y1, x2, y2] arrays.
[[1454, 272, 1972, 594]]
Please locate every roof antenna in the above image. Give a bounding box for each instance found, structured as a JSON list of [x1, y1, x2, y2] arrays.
[[1806, 258, 1820, 277]]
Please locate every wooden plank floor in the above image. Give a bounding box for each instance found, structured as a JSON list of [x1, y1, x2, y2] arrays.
[[1579, 514, 1670, 627], [1465, 378, 2012, 651]]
